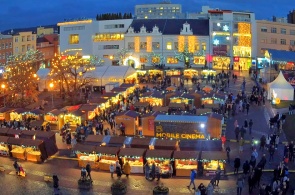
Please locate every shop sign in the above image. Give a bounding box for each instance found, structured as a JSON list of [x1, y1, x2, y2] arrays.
[[234, 57, 239, 62], [155, 132, 205, 139], [155, 125, 205, 140]]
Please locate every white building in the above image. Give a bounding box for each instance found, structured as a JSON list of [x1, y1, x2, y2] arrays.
[[135, 2, 183, 19]]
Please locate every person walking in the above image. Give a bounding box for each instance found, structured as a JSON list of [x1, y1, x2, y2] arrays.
[[249, 119, 253, 135], [155, 164, 161, 181], [214, 166, 221, 186], [85, 162, 92, 181], [206, 181, 214, 195], [246, 102, 250, 115], [144, 162, 150, 179], [226, 146, 231, 163], [236, 176, 244, 195], [248, 172, 256, 194], [109, 163, 115, 178], [13, 160, 20, 175], [235, 125, 240, 142], [123, 160, 131, 178], [234, 156, 241, 174], [269, 145, 275, 162], [116, 163, 122, 178], [168, 163, 173, 178], [242, 160, 250, 177], [187, 169, 197, 190], [239, 137, 245, 153]]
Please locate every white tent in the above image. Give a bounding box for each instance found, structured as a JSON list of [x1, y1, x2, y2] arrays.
[[267, 71, 294, 100], [36, 68, 50, 91], [85, 66, 137, 86]]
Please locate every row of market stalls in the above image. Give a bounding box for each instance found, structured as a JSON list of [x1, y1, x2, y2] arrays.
[[73, 135, 225, 176], [137, 69, 216, 78], [0, 128, 58, 163]]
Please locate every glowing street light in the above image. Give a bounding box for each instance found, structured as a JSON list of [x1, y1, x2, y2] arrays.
[[49, 83, 54, 107], [1, 84, 6, 107]]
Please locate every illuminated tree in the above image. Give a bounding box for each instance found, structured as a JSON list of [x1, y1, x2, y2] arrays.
[[148, 52, 165, 66], [175, 45, 194, 68], [114, 48, 132, 65], [5, 50, 44, 106], [49, 53, 102, 104]]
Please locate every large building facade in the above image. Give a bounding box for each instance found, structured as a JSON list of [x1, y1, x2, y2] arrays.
[[0, 34, 13, 65], [135, 2, 182, 19], [12, 31, 37, 55]]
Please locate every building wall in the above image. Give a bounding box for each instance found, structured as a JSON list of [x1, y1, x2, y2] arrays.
[[37, 27, 54, 37], [135, 3, 182, 19], [256, 20, 295, 58], [12, 31, 37, 55], [0, 36, 13, 64]]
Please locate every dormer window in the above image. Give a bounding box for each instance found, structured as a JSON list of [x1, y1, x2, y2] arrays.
[[180, 22, 193, 35], [128, 27, 134, 34], [140, 25, 147, 33]]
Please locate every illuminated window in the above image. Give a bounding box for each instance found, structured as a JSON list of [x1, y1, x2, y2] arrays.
[[152, 42, 160, 50], [69, 34, 79, 44], [140, 42, 147, 49], [152, 57, 160, 64], [166, 42, 172, 50], [140, 56, 148, 63], [201, 43, 206, 51], [280, 39, 286, 45], [166, 57, 178, 64], [195, 43, 200, 51]]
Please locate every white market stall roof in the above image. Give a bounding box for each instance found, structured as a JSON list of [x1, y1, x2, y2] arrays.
[[267, 71, 294, 100], [154, 115, 208, 124], [36, 68, 50, 79], [85, 66, 136, 86]]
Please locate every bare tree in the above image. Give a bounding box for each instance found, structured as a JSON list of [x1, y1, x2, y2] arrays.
[[175, 45, 194, 68], [114, 48, 132, 65]]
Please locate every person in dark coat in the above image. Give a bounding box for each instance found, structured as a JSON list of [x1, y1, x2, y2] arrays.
[[243, 160, 250, 176], [258, 154, 267, 169], [248, 172, 256, 194], [254, 167, 263, 187], [234, 156, 241, 174], [116, 165, 122, 178]]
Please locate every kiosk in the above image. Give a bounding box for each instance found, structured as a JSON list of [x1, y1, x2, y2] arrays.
[[118, 148, 146, 173], [200, 151, 226, 176], [0, 136, 9, 156], [74, 143, 98, 169], [96, 147, 120, 171], [173, 151, 199, 176], [145, 149, 173, 177]]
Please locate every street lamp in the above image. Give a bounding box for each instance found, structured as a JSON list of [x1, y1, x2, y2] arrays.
[[1, 84, 5, 107], [49, 83, 54, 107]]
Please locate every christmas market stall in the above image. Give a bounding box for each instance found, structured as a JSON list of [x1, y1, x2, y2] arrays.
[[10, 108, 29, 121], [0, 107, 14, 121], [115, 110, 139, 136], [200, 151, 226, 176], [153, 138, 179, 150], [8, 137, 47, 162], [0, 136, 9, 156], [183, 69, 198, 79], [35, 131, 58, 157], [169, 93, 196, 108], [139, 91, 164, 106], [6, 129, 22, 138], [84, 135, 106, 146], [0, 128, 9, 136], [26, 109, 45, 121], [129, 137, 154, 149], [154, 115, 208, 140], [170, 75, 182, 86], [78, 104, 99, 120], [97, 146, 120, 171], [173, 151, 199, 176], [44, 109, 64, 130], [140, 111, 161, 137], [148, 69, 164, 78], [20, 130, 36, 139], [107, 136, 128, 147], [165, 69, 181, 76], [118, 148, 146, 173], [145, 149, 174, 178], [59, 105, 82, 128], [133, 102, 150, 112], [73, 143, 98, 169], [201, 70, 216, 79]]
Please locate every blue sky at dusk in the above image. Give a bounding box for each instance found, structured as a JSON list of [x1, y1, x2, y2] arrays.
[[0, 0, 293, 31]]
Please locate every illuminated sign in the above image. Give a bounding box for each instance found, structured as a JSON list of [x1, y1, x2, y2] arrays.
[[234, 57, 240, 62], [155, 125, 206, 140]]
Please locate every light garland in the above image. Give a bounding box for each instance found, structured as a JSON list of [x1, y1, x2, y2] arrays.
[[178, 36, 185, 52], [188, 36, 196, 53], [134, 37, 140, 53], [146, 36, 152, 52]]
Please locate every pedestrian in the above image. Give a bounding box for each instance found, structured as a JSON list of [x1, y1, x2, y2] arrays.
[[85, 162, 92, 181], [151, 162, 156, 180], [275, 135, 280, 149], [239, 137, 244, 153], [260, 135, 266, 151], [187, 169, 197, 190], [116, 163, 122, 178], [109, 163, 115, 178], [81, 167, 87, 180], [123, 160, 131, 178], [289, 141, 294, 162], [234, 156, 241, 174], [214, 166, 221, 186], [236, 176, 244, 195], [266, 135, 271, 150], [53, 175, 59, 189], [269, 145, 275, 162], [13, 160, 20, 175], [226, 146, 231, 163], [221, 134, 226, 151], [155, 163, 161, 181], [244, 119, 248, 131], [144, 161, 150, 179], [242, 160, 250, 176], [246, 102, 250, 115], [254, 166, 263, 187], [258, 154, 267, 169], [249, 119, 253, 134], [197, 183, 206, 195], [259, 183, 266, 195], [168, 163, 173, 178], [248, 172, 256, 194], [235, 125, 240, 142], [206, 181, 214, 195], [120, 122, 125, 136]]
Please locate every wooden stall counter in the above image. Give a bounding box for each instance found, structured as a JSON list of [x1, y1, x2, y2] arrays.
[[176, 164, 198, 177], [78, 155, 99, 169], [99, 159, 117, 171], [11, 147, 26, 160], [26, 150, 42, 162]]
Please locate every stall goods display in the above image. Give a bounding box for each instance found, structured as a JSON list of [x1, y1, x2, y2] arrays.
[[129, 160, 143, 173], [79, 155, 96, 162], [176, 164, 198, 170], [99, 159, 117, 170], [204, 161, 224, 170], [0, 145, 9, 156]]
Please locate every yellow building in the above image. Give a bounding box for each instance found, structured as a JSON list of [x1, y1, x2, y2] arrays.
[[12, 31, 37, 55]]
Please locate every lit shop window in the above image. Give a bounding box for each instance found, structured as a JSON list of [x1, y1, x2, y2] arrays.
[[166, 57, 178, 64], [152, 57, 160, 64], [166, 42, 172, 50], [69, 34, 79, 44]]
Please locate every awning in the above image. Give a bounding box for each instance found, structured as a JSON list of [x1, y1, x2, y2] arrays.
[[154, 139, 178, 150], [107, 136, 127, 147], [46, 109, 64, 116], [95, 146, 120, 155], [145, 149, 173, 159], [201, 151, 226, 161], [73, 143, 96, 154], [266, 49, 295, 62], [130, 137, 152, 148], [0, 135, 9, 144], [29, 109, 45, 115], [119, 148, 146, 157], [84, 135, 105, 146], [173, 151, 199, 160]]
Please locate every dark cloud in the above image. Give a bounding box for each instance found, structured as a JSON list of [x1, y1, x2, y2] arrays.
[[0, 0, 292, 31]]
